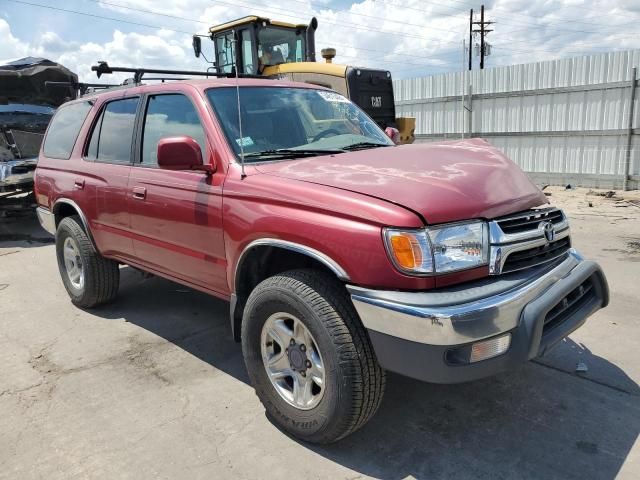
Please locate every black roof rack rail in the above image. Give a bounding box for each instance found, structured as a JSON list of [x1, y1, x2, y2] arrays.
[[45, 80, 120, 96], [91, 61, 263, 83]]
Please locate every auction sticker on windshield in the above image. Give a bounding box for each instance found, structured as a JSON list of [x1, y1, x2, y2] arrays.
[[317, 91, 350, 103], [236, 136, 255, 148]]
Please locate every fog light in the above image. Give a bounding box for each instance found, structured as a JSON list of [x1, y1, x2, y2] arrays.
[[469, 334, 511, 363]]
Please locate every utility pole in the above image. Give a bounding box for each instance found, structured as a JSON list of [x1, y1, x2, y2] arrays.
[[468, 9, 473, 71], [471, 4, 494, 69]]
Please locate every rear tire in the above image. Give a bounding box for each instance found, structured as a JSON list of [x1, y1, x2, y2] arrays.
[[241, 269, 385, 443], [55, 216, 119, 308]]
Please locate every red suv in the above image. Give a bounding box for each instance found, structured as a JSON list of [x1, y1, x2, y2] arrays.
[[35, 77, 608, 443]]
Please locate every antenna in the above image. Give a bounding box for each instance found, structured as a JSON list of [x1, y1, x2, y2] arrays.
[[232, 31, 246, 178]]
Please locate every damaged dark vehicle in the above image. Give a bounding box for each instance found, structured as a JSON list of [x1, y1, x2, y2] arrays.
[[0, 57, 76, 214]]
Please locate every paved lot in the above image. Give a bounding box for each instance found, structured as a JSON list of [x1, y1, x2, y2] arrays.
[[1, 187, 639, 480]]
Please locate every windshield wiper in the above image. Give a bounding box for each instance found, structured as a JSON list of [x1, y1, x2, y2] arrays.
[[341, 142, 391, 151], [243, 148, 345, 160]]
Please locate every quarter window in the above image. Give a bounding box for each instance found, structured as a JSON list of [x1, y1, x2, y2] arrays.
[[86, 97, 138, 164], [42, 101, 92, 159], [141, 94, 206, 166]]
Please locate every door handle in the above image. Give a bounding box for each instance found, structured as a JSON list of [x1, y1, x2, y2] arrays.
[[132, 186, 147, 200], [74, 179, 85, 190]]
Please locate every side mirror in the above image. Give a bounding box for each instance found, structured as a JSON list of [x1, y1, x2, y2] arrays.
[[157, 136, 213, 174], [192, 35, 202, 58]]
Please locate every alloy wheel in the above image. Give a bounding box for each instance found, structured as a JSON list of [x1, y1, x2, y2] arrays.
[[260, 312, 325, 410]]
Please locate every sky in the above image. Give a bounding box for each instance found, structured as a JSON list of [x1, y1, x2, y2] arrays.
[[1, 0, 638, 83]]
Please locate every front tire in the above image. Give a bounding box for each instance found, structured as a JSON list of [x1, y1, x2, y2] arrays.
[[55, 216, 119, 308], [241, 269, 385, 443]]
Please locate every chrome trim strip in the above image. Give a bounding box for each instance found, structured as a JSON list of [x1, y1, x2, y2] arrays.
[[36, 206, 56, 236], [488, 208, 571, 274], [494, 206, 560, 222], [489, 217, 569, 245], [349, 249, 586, 346], [52, 198, 97, 247], [489, 227, 570, 274], [489, 208, 567, 245], [234, 238, 350, 290]]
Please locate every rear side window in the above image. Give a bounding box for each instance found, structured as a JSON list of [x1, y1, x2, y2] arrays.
[[42, 102, 92, 159], [86, 97, 139, 164], [141, 94, 206, 166]]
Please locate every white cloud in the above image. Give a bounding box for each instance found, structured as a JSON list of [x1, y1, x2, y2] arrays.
[[24, 27, 200, 83], [0, 18, 28, 62]]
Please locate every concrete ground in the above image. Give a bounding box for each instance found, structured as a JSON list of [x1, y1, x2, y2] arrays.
[[1, 186, 639, 480]]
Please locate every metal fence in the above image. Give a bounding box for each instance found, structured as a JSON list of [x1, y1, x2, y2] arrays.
[[394, 50, 640, 190]]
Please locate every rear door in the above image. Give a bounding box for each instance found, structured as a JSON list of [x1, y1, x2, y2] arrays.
[[127, 91, 227, 294], [81, 96, 140, 259]]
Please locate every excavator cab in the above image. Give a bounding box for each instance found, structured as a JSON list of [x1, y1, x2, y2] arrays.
[[194, 16, 415, 144], [204, 16, 315, 75]]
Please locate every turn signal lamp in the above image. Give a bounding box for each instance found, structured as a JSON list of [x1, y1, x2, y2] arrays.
[[385, 230, 433, 273], [469, 334, 511, 363]]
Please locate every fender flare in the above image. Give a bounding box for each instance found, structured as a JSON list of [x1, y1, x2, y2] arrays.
[[233, 238, 350, 293], [52, 198, 97, 248], [229, 238, 351, 341]]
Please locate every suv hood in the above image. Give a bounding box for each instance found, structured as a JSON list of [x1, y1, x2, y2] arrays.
[[255, 138, 548, 224]]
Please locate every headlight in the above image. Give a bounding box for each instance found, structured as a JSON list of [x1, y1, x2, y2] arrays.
[[384, 220, 488, 275]]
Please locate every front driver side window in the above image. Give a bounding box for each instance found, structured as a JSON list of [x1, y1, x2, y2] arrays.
[[140, 94, 207, 166]]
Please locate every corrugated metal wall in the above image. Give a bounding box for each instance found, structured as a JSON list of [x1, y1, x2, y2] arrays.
[[394, 50, 640, 189]]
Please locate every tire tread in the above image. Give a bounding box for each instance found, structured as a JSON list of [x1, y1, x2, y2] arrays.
[[56, 216, 119, 308], [244, 269, 385, 443]]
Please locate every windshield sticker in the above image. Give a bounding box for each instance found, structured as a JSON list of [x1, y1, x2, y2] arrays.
[[317, 91, 350, 103], [236, 136, 255, 147]]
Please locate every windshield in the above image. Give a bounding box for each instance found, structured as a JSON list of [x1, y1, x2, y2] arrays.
[[205, 87, 393, 161], [257, 27, 305, 68]]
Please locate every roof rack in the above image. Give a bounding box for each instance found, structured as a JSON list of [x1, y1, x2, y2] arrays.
[[45, 80, 119, 96], [91, 61, 262, 84]]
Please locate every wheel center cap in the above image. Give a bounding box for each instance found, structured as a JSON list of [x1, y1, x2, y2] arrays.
[[287, 345, 306, 370]]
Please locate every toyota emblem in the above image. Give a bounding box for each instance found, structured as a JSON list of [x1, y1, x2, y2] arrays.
[[543, 221, 555, 242]]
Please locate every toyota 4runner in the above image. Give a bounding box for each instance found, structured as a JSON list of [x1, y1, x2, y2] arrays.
[[35, 76, 609, 443]]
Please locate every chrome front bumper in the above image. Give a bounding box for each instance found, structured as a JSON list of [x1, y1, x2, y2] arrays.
[[36, 206, 56, 235], [347, 249, 608, 383], [348, 249, 607, 347]]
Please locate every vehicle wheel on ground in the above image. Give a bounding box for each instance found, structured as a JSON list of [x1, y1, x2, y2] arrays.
[[55, 215, 119, 308], [241, 269, 386, 443]]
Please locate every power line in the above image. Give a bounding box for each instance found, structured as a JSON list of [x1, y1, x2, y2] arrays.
[[87, 0, 638, 55], [89, 0, 460, 35], [3, 0, 460, 64], [5, 0, 193, 34], [83, 0, 466, 61], [3, 0, 462, 73], [490, 3, 639, 26], [6, 0, 637, 75], [376, 0, 638, 30], [194, 0, 630, 56], [85, 0, 209, 25]]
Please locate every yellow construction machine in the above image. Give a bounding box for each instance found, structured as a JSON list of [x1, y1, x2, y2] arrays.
[[192, 16, 415, 144]]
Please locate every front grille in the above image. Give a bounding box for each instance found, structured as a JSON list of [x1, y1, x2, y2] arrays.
[[502, 237, 571, 273], [497, 208, 564, 235], [543, 278, 595, 334]]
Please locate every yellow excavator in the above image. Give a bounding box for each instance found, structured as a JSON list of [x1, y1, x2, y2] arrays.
[[192, 16, 415, 144]]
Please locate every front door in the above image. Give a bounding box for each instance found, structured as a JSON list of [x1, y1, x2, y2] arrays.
[[127, 92, 227, 295]]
